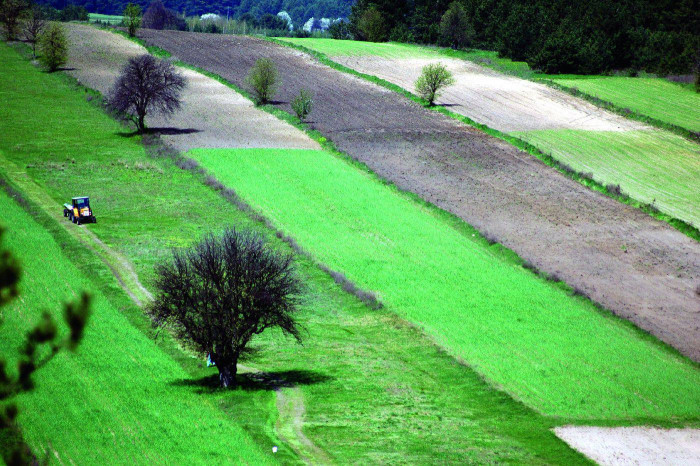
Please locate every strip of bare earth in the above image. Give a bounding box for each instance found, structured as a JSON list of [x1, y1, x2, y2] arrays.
[[136, 29, 700, 362], [65, 23, 318, 152]]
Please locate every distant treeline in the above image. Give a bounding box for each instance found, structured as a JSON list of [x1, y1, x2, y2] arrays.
[[351, 0, 699, 74], [34, 0, 353, 26]]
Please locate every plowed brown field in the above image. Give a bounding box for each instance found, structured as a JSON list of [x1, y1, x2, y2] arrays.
[[138, 30, 700, 361]]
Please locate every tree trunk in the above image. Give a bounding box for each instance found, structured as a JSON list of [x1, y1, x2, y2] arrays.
[[137, 114, 145, 133], [218, 362, 238, 388]]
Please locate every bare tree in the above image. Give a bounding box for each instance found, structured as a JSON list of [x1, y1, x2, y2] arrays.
[[141, 0, 185, 31], [149, 228, 304, 388], [23, 5, 45, 57], [123, 2, 141, 37], [0, 0, 30, 41], [246, 57, 279, 105], [415, 62, 456, 106], [107, 54, 186, 133]]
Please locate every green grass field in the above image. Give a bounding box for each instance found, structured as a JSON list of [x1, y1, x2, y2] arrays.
[[0, 43, 593, 463], [0, 190, 270, 464], [550, 76, 700, 132], [88, 13, 123, 24], [190, 147, 700, 421], [513, 129, 700, 226]]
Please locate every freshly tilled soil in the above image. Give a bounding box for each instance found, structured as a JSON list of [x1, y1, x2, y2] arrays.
[[138, 30, 700, 361]]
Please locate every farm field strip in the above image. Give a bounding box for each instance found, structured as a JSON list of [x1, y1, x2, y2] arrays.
[[513, 129, 700, 224], [88, 13, 123, 24], [139, 30, 700, 364], [549, 76, 700, 133], [0, 42, 591, 464], [189, 147, 700, 421], [282, 38, 700, 133], [65, 23, 318, 153], [0, 190, 270, 465], [285, 39, 700, 228]]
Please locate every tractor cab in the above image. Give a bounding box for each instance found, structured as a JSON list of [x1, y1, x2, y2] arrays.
[[63, 196, 96, 224]]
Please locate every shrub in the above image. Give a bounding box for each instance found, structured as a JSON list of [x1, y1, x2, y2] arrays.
[[0, 0, 30, 41], [38, 23, 67, 72], [291, 89, 313, 121], [328, 19, 351, 39], [415, 62, 455, 106], [246, 58, 279, 105], [439, 1, 474, 49], [357, 5, 386, 42], [123, 3, 141, 37]]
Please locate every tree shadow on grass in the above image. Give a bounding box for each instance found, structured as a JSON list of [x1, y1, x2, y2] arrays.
[[171, 369, 333, 394], [116, 127, 202, 138]]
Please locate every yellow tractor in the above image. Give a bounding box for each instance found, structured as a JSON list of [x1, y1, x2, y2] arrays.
[[63, 196, 96, 225]]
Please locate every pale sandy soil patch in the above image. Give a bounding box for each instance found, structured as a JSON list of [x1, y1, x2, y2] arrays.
[[555, 426, 700, 465], [336, 55, 646, 133], [63, 23, 318, 152]]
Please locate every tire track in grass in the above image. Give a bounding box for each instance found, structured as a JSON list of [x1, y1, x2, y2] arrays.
[[0, 129, 329, 466], [0, 151, 152, 307], [239, 364, 332, 465]]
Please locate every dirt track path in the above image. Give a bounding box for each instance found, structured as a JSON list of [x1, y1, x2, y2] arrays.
[[138, 30, 700, 362], [64, 24, 318, 152]]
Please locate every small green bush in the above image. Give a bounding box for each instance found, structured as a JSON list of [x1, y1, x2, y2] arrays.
[[123, 3, 141, 38], [38, 22, 67, 72], [415, 62, 455, 106], [246, 57, 279, 105], [291, 89, 313, 121]]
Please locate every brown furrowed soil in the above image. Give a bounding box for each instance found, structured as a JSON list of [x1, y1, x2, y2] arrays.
[[138, 30, 700, 361], [63, 24, 318, 152]]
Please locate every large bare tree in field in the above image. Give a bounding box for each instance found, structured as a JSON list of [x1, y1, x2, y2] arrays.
[[108, 54, 186, 133], [149, 228, 304, 388]]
